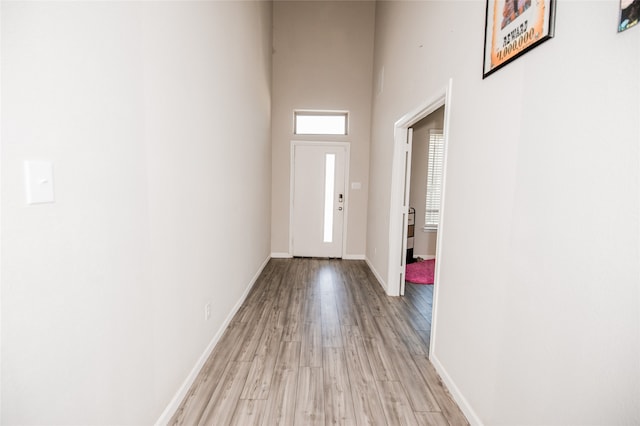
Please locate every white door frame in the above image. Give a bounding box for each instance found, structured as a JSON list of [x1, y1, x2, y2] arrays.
[[397, 127, 414, 297], [289, 141, 350, 258], [387, 79, 453, 355]]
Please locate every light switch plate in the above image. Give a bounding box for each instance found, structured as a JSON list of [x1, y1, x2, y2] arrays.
[[25, 161, 55, 204]]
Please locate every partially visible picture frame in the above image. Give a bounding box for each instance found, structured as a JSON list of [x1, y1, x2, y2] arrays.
[[483, 0, 556, 79], [619, 0, 640, 32]]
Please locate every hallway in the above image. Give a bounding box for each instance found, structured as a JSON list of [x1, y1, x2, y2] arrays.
[[170, 258, 468, 425]]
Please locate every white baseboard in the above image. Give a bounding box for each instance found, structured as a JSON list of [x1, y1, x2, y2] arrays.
[[270, 252, 293, 258], [271, 253, 365, 260], [365, 257, 387, 292], [342, 254, 365, 260], [414, 254, 436, 260], [430, 353, 483, 426], [155, 255, 271, 426]]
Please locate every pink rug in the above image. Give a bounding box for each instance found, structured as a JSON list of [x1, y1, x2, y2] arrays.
[[405, 259, 435, 285]]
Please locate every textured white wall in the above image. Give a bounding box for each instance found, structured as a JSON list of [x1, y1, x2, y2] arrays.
[[368, 1, 640, 424], [1, 1, 272, 423], [270, 0, 375, 258]]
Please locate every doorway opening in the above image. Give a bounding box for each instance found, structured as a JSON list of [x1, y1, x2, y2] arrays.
[[388, 79, 453, 358], [407, 108, 444, 266]]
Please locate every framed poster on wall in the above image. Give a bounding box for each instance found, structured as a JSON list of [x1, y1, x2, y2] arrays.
[[483, 0, 556, 78], [619, 0, 640, 32]]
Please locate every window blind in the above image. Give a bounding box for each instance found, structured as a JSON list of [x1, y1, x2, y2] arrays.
[[425, 130, 444, 229]]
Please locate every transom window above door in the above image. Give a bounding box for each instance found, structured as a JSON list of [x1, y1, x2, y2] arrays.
[[294, 111, 348, 135]]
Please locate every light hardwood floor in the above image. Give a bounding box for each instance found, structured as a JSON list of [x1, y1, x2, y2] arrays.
[[169, 258, 468, 426]]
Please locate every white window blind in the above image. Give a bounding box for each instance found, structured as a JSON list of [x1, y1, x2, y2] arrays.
[[425, 130, 444, 229]]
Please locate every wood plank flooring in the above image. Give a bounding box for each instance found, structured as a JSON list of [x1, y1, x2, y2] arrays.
[[169, 258, 468, 426]]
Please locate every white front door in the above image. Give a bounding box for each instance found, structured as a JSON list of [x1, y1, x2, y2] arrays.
[[291, 143, 347, 258]]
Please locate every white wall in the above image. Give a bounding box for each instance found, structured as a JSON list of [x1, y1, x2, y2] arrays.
[[409, 106, 444, 258], [271, 0, 375, 258], [368, 1, 640, 424], [1, 1, 272, 424]]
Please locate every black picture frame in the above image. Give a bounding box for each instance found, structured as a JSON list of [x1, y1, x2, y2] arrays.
[[483, 0, 557, 79]]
